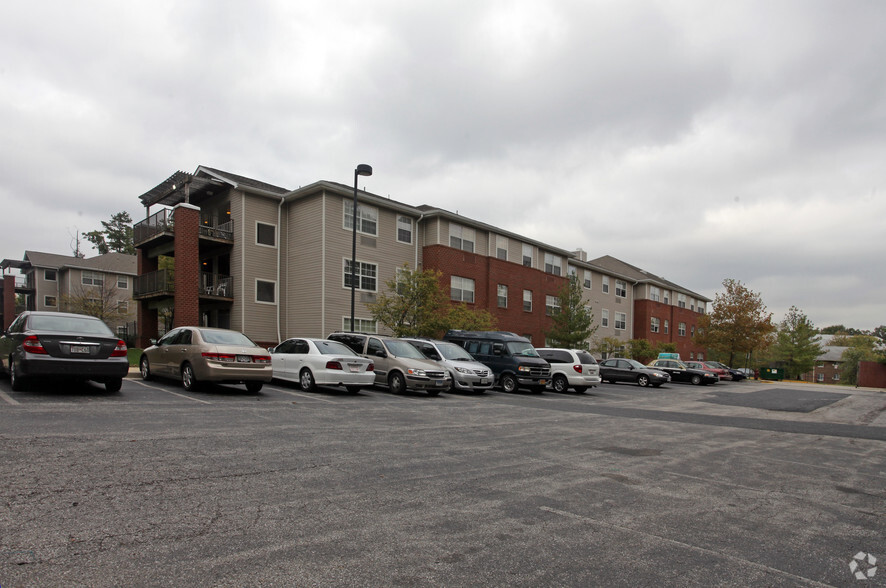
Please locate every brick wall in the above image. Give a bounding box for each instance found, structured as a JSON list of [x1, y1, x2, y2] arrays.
[[634, 299, 706, 359], [423, 244, 566, 342], [173, 204, 201, 328]]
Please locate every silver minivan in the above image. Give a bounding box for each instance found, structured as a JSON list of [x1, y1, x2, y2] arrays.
[[402, 338, 494, 392]]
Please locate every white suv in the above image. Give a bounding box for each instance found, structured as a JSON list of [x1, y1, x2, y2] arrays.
[[536, 348, 601, 393]]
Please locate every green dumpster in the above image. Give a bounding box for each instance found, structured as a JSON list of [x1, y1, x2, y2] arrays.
[[760, 368, 784, 381]]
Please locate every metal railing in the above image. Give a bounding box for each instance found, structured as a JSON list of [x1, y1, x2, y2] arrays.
[[199, 220, 234, 241], [201, 273, 233, 297], [134, 209, 175, 245], [134, 269, 174, 297]]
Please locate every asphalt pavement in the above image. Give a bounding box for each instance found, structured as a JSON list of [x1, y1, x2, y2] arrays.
[[1, 375, 884, 587]]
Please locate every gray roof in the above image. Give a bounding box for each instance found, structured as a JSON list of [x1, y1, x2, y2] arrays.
[[589, 255, 711, 302], [817, 346, 849, 362], [20, 251, 137, 275]]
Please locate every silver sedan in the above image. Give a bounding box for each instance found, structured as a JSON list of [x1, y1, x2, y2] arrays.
[[270, 338, 374, 393]]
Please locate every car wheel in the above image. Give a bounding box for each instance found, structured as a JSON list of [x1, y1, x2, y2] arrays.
[[245, 381, 263, 393], [10, 358, 26, 391], [691, 374, 702, 385], [637, 374, 649, 387], [181, 363, 199, 391], [500, 374, 517, 393], [388, 372, 406, 394], [105, 378, 123, 393], [346, 385, 362, 394], [299, 369, 316, 392], [139, 356, 152, 381], [552, 374, 569, 393], [573, 386, 587, 394]]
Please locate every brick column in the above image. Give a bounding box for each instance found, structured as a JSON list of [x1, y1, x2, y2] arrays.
[[2, 275, 16, 330], [136, 249, 159, 349], [173, 203, 201, 328]]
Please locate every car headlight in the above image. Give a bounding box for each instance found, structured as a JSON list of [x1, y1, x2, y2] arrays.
[[517, 365, 531, 373], [406, 368, 426, 377], [652, 372, 665, 378], [454, 367, 472, 374]]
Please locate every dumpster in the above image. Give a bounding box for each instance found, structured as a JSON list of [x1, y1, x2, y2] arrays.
[[760, 368, 784, 381]]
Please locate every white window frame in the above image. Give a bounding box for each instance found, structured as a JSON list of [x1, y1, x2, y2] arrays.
[[601, 309, 609, 328], [615, 312, 627, 330], [117, 275, 128, 289], [343, 259, 378, 292], [615, 280, 627, 298], [523, 289, 532, 312], [44, 269, 57, 281], [82, 271, 104, 287], [545, 295, 560, 316], [256, 221, 277, 248], [44, 295, 57, 308], [117, 301, 129, 313], [343, 317, 377, 333], [663, 290, 670, 305], [649, 286, 660, 302], [344, 201, 379, 236], [678, 322, 687, 336], [664, 320, 669, 334], [650, 317, 660, 333], [449, 223, 475, 252], [522, 243, 533, 268], [255, 279, 277, 305], [496, 236, 508, 261], [497, 284, 508, 308], [678, 294, 687, 309], [544, 253, 562, 276], [396, 215, 413, 244], [602, 276, 610, 294], [450, 276, 475, 303], [583, 270, 591, 289]]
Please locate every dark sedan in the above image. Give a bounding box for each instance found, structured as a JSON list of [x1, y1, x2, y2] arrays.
[[647, 358, 719, 385], [599, 358, 671, 387], [0, 311, 129, 392]]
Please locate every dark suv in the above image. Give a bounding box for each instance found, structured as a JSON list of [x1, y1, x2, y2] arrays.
[[442, 330, 550, 392], [327, 333, 451, 396]]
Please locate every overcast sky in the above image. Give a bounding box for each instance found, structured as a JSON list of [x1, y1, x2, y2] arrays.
[[2, 0, 884, 331]]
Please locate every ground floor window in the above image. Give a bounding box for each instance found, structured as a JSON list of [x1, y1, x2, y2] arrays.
[[451, 276, 475, 303], [343, 317, 377, 333]]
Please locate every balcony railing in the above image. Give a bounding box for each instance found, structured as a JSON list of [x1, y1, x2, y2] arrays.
[[199, 220, 234, 241], [134, 209, 175, 245], [201, 273, 233, 298], [134, 269, 174, 298]]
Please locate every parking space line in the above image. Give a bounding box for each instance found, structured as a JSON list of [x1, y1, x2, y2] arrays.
[[0, 390, 21, 405], [131, 380, 212, 404], [268, 386, 338, 404]]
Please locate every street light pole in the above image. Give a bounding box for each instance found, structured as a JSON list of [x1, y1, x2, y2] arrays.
[[350, 164, 373, 332]]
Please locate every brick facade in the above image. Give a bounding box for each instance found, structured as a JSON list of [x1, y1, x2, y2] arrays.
[[423, 244, 567, 342], [634, 299, 707, 359], [172, 204, 201, 329]]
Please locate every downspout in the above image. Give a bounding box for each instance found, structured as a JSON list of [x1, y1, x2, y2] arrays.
[[414, 214, 425, 269], [276, 195, 284, 344], [631, 280, 639, 340]]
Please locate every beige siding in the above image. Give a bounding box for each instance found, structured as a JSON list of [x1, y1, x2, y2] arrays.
[[285, 193, 325, 337]]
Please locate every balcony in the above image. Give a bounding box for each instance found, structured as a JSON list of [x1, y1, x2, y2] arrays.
[[134, 209, 234, 248], [201, 274, 233, 299], [133, 269, 174, 299]]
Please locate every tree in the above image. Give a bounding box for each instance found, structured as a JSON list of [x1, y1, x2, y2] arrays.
[[440, 304, 497, 334], [772, 306, 823, 379], [83, 211, 135, 255], [871, 325, 886, 344], [60, 271, 130, 329], [653, 342, 678, 356], [368, 266, 449, 337], [695, 279, 775, 366], [627, 339, 655, 363], [545, 274, 596, 348], [593, 336, 624, 359], [840, 346, 879, 386]]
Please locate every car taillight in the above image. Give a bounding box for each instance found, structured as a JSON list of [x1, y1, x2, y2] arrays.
[[367, 363, 374, 371], [111, 340, 128, 357], [253, 355, 271, 364], [23, 335, 47, 354], [202, 352, 236, 361], [572, 364, 583, 374], [326, 361, 343, 370]]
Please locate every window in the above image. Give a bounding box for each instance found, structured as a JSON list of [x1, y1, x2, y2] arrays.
[[497, 284, 508, 308], [522, 243, 532, 267], [678, 294, 687, 308], [256, 279, 276, 304], [615, 312, 626, 330], [449, 223, 475, 252], [343, 260, 377, 292], [691, 326, 696, 337], [395, 266, 408, 296], [117, 301, 129, 313], [663, 290, 670, 305], [833, 374, 840, 381], [256, 222, 276, 247], [698, 353, 703, 361], [816, 361, 825, 368], [664, 320, 669, 334], [523, 290, 532, 312], [602, 309, 609, 327], [690, 300, 695, 312], [817, 373, 824, 382], [649, 286, 660, 302], [615, 280, 627, 298], [397, 216, 413, 244], [545, 295, 560, 316], [602, 276, 610, 294], [650, 317, 660, 333], [117, 275, 128, 289], [496, 236, 508, 260], [583, 270, 591, 289], [44, 269, 57, 281], [678, 322, 686, 336], [344, 201, 378, 236], [451, 276, 475, 303], [544, 253, 562, 276], [82, 271, 103, 286], [342, 317, 377, 333], [44, 295, 57, 307]]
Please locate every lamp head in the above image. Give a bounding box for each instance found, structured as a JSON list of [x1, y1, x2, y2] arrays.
[[355, 164, 373, 177]]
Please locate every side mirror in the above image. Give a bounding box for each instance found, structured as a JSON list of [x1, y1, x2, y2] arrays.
[[268, 347, 275, 354], [375, 350, 387, 358], [150, 339, 157, 345]]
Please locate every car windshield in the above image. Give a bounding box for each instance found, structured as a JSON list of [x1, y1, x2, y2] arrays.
[[199, 329, 257, 346], [437, 342, 475, 361], [28, 315, 113, 335], [576, 351, 597, 364], [386, 340, 426, 359], [625, 359, 646, 369], [315, 340, 356, 356], [506, 342, 540, 357]]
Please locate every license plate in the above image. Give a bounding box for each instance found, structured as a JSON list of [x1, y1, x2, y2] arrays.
[[539, 379, 547, 385], [480, 379, 489, 385], [71, 345, 90, 354], [435, 380, 444, 386], [236, 355, 251, 363], [348, 364, 361, 373]]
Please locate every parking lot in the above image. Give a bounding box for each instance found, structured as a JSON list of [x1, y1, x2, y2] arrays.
[[1, 374, 885, 587]]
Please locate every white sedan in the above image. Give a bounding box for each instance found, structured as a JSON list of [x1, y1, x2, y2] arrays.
[[270, 338, 374, 393]]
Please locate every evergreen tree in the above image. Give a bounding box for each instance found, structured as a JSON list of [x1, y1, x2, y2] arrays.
[[772, 306, 822, 378], [545, 274, 596, 348], [83, 211, 135, 255]]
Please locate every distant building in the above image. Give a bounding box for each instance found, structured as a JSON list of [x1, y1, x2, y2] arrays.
[[800, 345, 848, 384]]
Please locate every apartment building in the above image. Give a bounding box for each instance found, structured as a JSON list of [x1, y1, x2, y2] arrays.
[[590, 255, 710, 359], [0, 251, 137, 337]]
